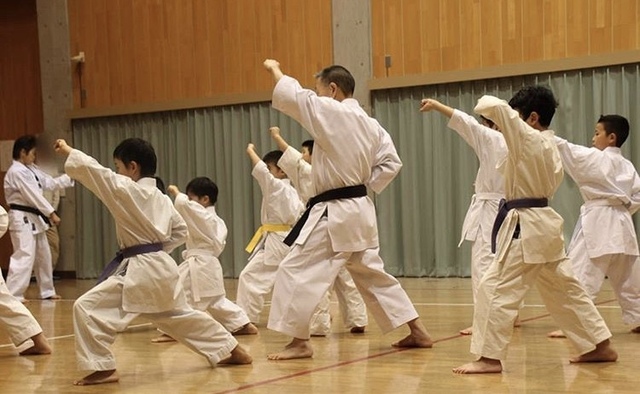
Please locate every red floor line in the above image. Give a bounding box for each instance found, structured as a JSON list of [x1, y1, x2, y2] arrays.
[[214, 297, 619, 393]]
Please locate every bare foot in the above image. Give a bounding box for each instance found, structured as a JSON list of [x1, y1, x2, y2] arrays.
[[569, 339, 618, 363], [459, 326, 472, 335], [453, 357, 502, 374], [631, 326, 640, 333], [43, 294, 61, 300], [547, 329, 566, 338], [19, 333, 52, 356], [350, 326, 366, 334], [73, 370, 119, 386], [267, 338, 313, 360], [151, 333, 176, 343], [392, 318, 433, 348], [233, 323, 258, 336], [218, 345, 253, 365]]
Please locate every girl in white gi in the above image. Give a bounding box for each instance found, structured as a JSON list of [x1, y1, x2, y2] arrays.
[[236, 145, 304, 325], [152, 177, 258, 343], [453, 86, 617, 374], [548, 115, 640, 337], [4, 135, 74, 301], [270, 127, 368, 336], [263, 60, 433, 360], [420, 99, 507, 335], [0, 205, 52, 356], [53, 138, 251, 386]]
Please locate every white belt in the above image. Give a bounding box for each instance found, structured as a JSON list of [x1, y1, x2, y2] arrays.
[[473, 192, 504, 201], [182, 248, 218, 260], [583, 199, 625, 208]]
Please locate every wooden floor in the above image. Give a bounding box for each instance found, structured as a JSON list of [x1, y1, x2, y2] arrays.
[[0, 278, 637, 393]]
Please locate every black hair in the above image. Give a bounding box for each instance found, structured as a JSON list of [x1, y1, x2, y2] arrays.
[[598, 114, 629, 147], [186, 177, 219, 206], [301, 139, 314, 155], [314, 65, 355, 96], [479, 116, 495, 129], [112, 138, 157, 177], [508, 85, 558, 128], [262, 150, 283, 167], [12, 135, 37, 160], [154, 176, 166, 194]]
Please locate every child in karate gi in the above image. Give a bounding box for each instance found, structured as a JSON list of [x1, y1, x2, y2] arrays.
[[0, 205, 51, 356], [54, 138, 251, 386], [453, 87, 617, 374], [152, 177, 258, 343], [235, 145, 304, 324], [420, 99, 506, 334], [548, 114, 640, 337], [4, 135, 74, 301]]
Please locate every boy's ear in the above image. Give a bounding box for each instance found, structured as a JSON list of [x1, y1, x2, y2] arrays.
[[526, 111, 540, 126], [608, 132, 617, 146], [202, 195, 210, 205]]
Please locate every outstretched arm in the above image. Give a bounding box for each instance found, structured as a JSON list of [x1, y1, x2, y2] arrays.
[[269, 126, 290, 152], [264, 59, 284, 84], [419, 98, 454, 118], [246, 143, 261, 168]]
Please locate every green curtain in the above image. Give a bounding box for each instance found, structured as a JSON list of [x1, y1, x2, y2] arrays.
[[72, 63, 640, 279], [72, 104, 309, 278], [372, 63, 640, 277]]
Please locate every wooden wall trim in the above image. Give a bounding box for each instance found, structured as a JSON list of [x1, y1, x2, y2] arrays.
[[68, 91, 273, 120], [368, 51, 640, 90]]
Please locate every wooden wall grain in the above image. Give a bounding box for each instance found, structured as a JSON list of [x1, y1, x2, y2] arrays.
[[0, 0, 44, 270], [371, 0, 640, 78], [67, 0, 333, 109]]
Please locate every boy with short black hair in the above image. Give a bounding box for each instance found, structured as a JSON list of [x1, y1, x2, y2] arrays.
[[548, 114, 640, 337], [152, 176, 258, 343], [4, 135, 74, 301], [453, 86, 616, 374], [54, 137, 251, 386], [236, 144, 304, 324]]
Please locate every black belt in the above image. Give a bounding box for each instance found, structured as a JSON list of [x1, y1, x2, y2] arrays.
[[9, 203, 51, 226], [284, 185, 367, 246], [97, 242, 164, 284], [490, 198, 548, 253]]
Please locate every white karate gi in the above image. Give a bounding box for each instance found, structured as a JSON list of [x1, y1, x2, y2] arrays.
[[448, 110, 506, 302], [4, 160, 74, 300], [555, 139, 640, 325], [0, 205, 7, 238], [278, 146, 368, 334], [236, 160, 304, 323], [0, 205, 42, 349], [471, 96, 611, 360], [65, 149, 237, 371], [173, 192, 250, 332], [267, 75, 419, 340]]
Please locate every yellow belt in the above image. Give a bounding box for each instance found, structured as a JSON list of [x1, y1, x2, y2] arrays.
[[245, 224, 291, 253]]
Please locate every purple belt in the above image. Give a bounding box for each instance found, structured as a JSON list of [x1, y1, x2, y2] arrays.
[[490, 198, 548, 253], [97, 242, 163, 283]]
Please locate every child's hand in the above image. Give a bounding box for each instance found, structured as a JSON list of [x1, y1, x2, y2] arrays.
[[263, 59, 280, 71], [419, 98, 439, 112], [54, 139, 73, 156], [247, 143, 255, 154], [167, 185, 179, 197], [269, 127, 281, 138]]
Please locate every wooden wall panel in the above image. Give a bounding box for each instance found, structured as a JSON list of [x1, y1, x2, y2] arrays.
[[67, 0, 333, 109], [0, 0, 43, 269], [420, 0, 441, 73], [372, 0, 640, 79], [501, 0, 523, 65]]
